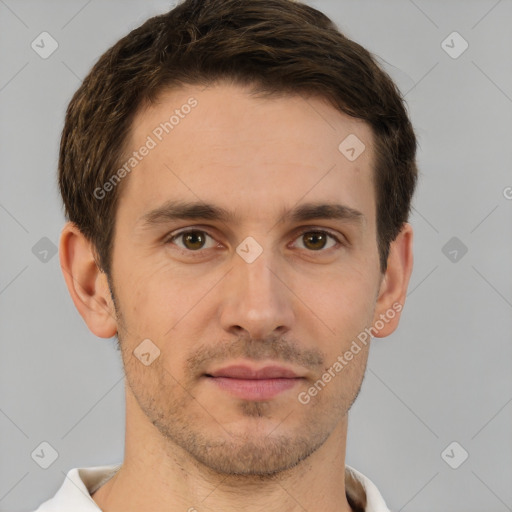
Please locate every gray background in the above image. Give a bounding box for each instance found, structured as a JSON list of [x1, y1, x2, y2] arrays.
[[1, 0, 511, 511]]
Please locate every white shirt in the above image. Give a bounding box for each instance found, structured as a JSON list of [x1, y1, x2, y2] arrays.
[[33, 463, 391, 511]]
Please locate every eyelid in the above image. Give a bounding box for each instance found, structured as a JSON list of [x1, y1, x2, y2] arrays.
[[164, 226, 348, 245], [164, 225, 347, 254], [290, 227, 345, 249], [165, 227, 219, 251]]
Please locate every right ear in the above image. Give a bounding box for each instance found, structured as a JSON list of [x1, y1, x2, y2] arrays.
[[59, 222, 118, 338]]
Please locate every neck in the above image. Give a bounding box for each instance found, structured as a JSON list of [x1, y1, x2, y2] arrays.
[[92, 388, 357, 512]]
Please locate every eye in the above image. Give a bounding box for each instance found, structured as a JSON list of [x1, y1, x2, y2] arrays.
[[166, 230, 218, 251], [292, 230, 341, 251], [164, 228, 343, 256]]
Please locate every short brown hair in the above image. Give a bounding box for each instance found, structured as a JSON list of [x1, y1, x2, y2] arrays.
[[59, 0, 418, 276]]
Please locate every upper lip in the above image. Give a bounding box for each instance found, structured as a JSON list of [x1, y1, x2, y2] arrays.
[[207, 365, 302, 379]]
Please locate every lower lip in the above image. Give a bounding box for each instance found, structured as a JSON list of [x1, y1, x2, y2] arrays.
[[207, 376, 302, 401]]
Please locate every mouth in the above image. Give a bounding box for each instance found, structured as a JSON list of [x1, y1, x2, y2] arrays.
[[204, 364, 305, 401]]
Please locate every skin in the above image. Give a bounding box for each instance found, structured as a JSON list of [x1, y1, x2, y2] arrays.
[[60, 81, 413, 512]]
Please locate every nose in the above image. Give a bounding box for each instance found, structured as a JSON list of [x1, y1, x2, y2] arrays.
[[219, 249, 295, 340]]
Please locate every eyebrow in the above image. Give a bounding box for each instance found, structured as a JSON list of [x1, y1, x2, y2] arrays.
[[136, 199, 365, 229]]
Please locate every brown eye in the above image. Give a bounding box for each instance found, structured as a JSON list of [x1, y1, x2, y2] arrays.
[[181, 231, 206, 250], [303, 232, 327, 250], [294, 230, 339, 251], [168, 230, 217, 252]]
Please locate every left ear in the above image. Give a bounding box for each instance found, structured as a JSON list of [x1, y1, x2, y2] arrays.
[[372, 222, 414, 338]]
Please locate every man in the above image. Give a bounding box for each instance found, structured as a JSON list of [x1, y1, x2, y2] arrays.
[[35, 0, 417, 510]]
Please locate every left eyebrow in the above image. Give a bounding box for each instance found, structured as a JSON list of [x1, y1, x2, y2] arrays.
[[280, 202, 365, 226], [136, 199, 365, 230]]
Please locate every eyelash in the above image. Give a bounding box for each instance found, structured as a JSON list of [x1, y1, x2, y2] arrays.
[[164, 227, 345, 257]]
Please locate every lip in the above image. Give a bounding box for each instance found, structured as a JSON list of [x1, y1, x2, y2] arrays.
[[207, 365, 301, 379], [205, 365, 304, 401]]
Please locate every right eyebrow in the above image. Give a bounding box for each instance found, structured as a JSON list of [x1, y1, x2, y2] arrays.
[[135, 199, 366, 233], [136, 200, 236, 230]]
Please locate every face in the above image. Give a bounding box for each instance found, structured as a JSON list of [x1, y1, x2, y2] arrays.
[[108, 82, 385, 476]]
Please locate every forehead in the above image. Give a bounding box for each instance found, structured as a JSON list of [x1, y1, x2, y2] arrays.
[[118, 82, 376, 228]]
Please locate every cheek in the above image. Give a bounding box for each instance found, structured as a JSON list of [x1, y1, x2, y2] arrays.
[[299, 341, 370, 413], [117, 266, 218, 375], [306, 268, 378, 335], [116, 259, 186, 335]]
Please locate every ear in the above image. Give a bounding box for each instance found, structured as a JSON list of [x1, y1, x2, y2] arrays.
[[372, 222, 414, 338], [59, 222, 118, 338]]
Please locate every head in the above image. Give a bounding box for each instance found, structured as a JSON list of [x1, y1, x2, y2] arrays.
[[59, 0, 417, 477]]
